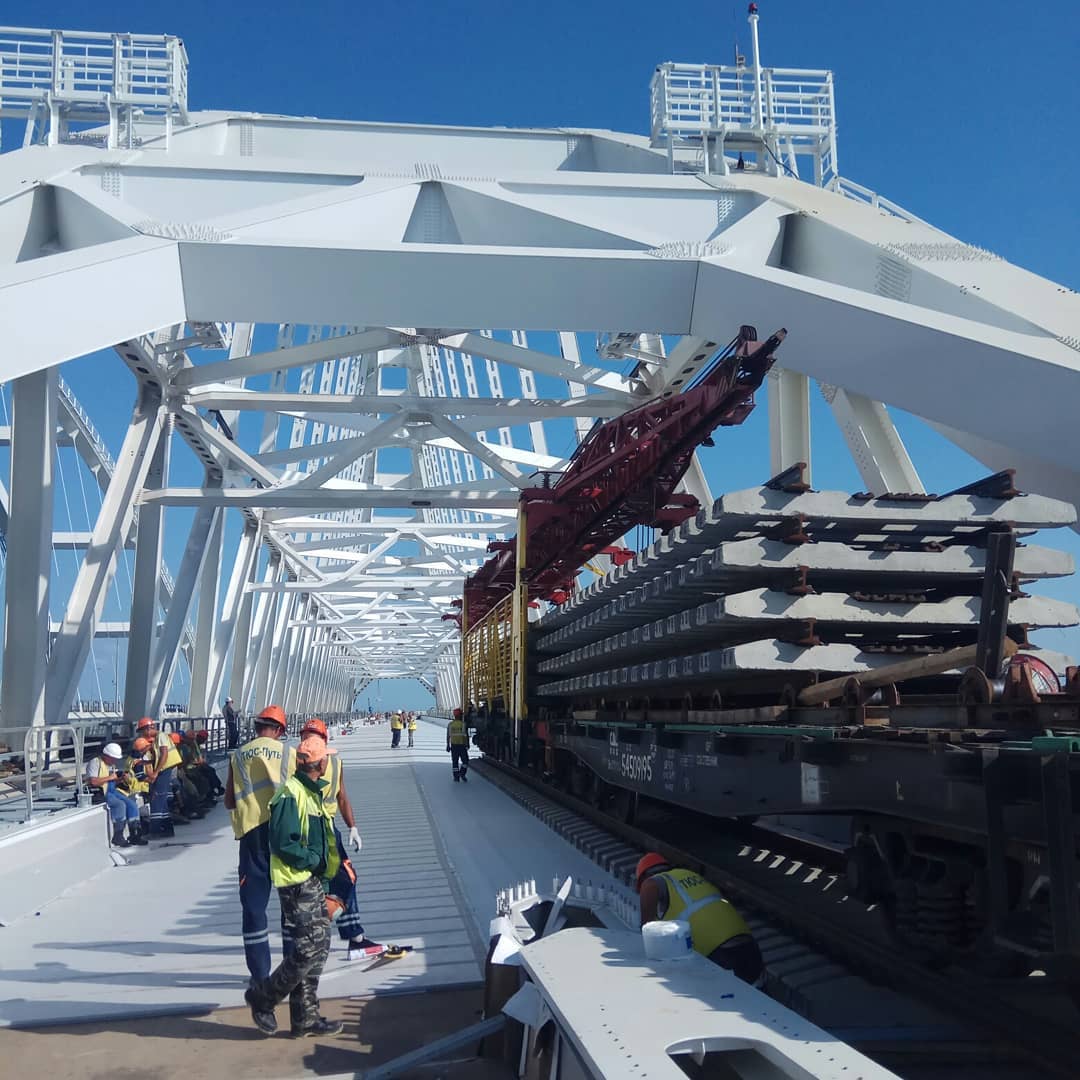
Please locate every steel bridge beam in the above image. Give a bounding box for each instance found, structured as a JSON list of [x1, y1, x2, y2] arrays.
[[2, 369, 58, 731]]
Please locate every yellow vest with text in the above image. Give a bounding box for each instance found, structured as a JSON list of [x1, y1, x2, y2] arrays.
[[229, 737, 297, 839], [321, 754, 342, 820], [155, 731, 182, 771], [447, 718, 468, 746], [269, 775, 340, 888], [657, 868, 749, 958]]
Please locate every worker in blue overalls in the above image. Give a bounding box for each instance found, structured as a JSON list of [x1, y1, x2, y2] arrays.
[[224, 704, 296, 987]]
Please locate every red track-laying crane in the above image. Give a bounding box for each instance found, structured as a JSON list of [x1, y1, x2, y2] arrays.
[[462, 325, 787, 624]]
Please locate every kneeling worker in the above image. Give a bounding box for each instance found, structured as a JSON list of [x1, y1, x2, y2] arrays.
[[245, 735, 343, 1038], [636, 853, 764, 986]]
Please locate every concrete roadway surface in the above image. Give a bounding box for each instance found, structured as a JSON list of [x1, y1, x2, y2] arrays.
[[0, 718, 610, 1077]]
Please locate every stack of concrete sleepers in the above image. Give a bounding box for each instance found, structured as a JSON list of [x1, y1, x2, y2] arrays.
[[532, 484, 1079, 698]]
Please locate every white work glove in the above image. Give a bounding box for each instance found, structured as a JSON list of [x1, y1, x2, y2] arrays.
[[349, 826, 362, 852]]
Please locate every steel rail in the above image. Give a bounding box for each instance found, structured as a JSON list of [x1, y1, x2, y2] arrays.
[[474, 756, 1076, 1079]]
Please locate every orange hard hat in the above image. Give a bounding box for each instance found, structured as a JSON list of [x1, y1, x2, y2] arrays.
[[302, 718, 327, 738], [170, 732, 182, 745], [132, 737, 151, 753], [136, 717, 155, 730], [635, 852, 670, 892], [256, 704, 287, 728]]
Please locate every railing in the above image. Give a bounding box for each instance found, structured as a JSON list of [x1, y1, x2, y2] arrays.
[[0, 722, 92, 821], [833, 175, 927, 226], [0, 27, 187, 117], [651, 62, 834, 144]]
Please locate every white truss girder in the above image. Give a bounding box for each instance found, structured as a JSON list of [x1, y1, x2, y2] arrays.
[[0, 21, 1076, 709]]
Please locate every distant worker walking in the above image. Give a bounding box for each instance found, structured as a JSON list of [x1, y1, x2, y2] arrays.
[[225, 704, 296, 987], [635, 853, 764, 985], [446, 708, 469, 782], [300, 718, 378, 960], [245, 735, 343, 1038], [406, 713, 417, 748], [85, 741, 146, 847], [224, 696, 240, 749], [390, 712, 403, 749]]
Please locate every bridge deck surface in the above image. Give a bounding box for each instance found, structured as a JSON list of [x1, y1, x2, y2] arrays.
[[0, 718, 607, 1030]]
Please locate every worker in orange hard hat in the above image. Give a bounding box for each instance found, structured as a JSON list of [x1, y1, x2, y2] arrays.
[[224, 703, 297, 986], [299, 718, 378, 960], [636, 853, 763, 985], [137, 717, 186, 836]]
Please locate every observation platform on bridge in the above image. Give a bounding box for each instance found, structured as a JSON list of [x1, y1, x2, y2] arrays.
[[0, 718, 608, 1032]]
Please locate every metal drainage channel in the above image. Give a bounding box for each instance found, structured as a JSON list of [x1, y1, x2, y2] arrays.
[[473, 758, 1075, 1080]]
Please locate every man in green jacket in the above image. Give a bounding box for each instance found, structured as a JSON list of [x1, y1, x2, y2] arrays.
[[244, 736, 344, 1038]]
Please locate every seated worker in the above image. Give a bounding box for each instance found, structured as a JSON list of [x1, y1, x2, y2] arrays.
[[123, 736, 154, 800], [635, 853, 764, 986], [170, 731, 207, 820], [85, 741, 147, 847], [185, 730, 226, 798]]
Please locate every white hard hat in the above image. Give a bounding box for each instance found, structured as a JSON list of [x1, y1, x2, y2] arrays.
[[103, 742, 122, 758]]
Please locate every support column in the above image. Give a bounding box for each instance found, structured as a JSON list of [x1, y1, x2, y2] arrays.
[[148, 506, 220, 717], [821, 385, 924, 495], [121, 420, 170, 723], [2, 369, 57, 732], [768, 367, 812, 485], [223, 526, 262, 709], [247, 554, 282, 711], [267, 591, 295, 704], [187, 507, 224, 716]]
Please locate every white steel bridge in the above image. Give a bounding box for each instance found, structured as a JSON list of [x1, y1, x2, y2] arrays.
[[0, 19, 1077, 735]]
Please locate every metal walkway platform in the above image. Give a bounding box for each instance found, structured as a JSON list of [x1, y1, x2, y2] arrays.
[[0, 719, 611, 1028]]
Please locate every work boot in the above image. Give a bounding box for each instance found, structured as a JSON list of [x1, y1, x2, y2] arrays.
[[453, 772, 460, 782], [460, 771, 468, 783], [245, 986, 277, 1035], [291, 1016, 343, 1038], [111, 823, 131, 848], [171, 813, 191, 825], [347, 937, 384, 961], [128, 822, 148, 846]]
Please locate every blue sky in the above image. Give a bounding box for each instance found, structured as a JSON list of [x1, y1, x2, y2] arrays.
[[3, 0, 1078, 710]]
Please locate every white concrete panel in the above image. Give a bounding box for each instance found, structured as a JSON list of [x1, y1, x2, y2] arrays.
[[0, 807, 112, 926]]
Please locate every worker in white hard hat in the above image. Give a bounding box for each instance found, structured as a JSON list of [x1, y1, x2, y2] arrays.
[[85, 741, 147, 847], [224, 695, 240, 749]]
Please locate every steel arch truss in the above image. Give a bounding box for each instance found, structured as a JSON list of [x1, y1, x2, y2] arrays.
[[1, 25, 1079, 718]]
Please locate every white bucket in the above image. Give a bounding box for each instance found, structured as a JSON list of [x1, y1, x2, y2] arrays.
[[642, 919, 693, 961]]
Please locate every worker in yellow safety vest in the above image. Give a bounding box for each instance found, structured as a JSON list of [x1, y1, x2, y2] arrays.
[[244, 734, 343, 1038], [635, 853, 764, 985], [406, 713, 418, 748], [390, 712, 403, 749], [299, 718, 379, 960], [136, 716, 184, 836], [223, 704, 297, 987], [446, 708, 470, 783]]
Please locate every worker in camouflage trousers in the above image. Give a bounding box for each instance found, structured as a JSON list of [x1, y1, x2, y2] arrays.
[[245, 735, 343, 1038]]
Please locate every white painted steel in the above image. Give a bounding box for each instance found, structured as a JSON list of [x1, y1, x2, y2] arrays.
[[0, 17, 1075, 715]]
